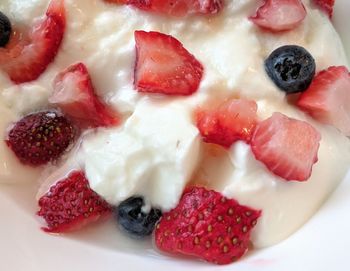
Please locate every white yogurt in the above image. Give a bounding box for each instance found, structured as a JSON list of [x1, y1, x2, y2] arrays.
[[0, 0, 349, 248]]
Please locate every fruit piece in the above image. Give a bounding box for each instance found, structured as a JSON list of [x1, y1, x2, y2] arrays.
[[0, 0, 65, 84], [0, 12, 11, 47], [50, 62, 119, 128], [116, 196, 162, 237], [250, 0, 307, 32], [106, 0, 223, 17], [155, 186, 261, 265], [297, 66, 350, 136], [251, 112, 321, 181], [196, 99, 258, 148], [265, 45, 316, 94], [134, 30, 203, 95], [38, 171, 112, 233], [6, 111, 76, 166], [312, 0, 335, 18]]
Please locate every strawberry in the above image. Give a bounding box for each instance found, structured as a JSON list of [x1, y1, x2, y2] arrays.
[[297, 66, 350, 136], [134, 30, 203, 95], [196, 99, 258, 148], [312, 0, 335, 18], [250, 112, 321, 181], [0, 0, 65, 84], [50, 62, 119, 128], [38, 171, 112, 233], [106, 0, 223, 17], [6, 111, 76, 166], [249, 0, 307, 32], [155, 186, 261, 265]]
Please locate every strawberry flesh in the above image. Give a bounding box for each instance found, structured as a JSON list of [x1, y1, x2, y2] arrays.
[[50, 62, 119, 129], [297, 66, 350, 136], [134, 31, 203, 95], [196, 99, 258, 148], [251, 112, 321, 181], [312, 0, 335, 18], [155, 186, 261, 265], [106, 0, 223, 17], [6, 111, 76, 166], [250, 0, 307, 32], [38, 171, 112, 233], [0, 0, 65, 84]]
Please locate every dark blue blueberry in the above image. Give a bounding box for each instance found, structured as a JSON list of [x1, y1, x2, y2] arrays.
[[0, 12, 11, 47], [265, 45, 316, 94], [116, 196, 162, 237]]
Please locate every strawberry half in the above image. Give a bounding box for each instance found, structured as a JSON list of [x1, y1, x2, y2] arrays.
[[249, 0, 307, 32], [134, 30, 203, 95], [106, 0, 223, 17], [6, 111, 76, 166], [297, 66, 350, 136], [196, 99, 258, 148], [312, 0, 335, 18], [0, 0, 65, 84], [251, 112, 321, 181], [50, 63, 119, 129], [38, 171, 112, 233], [155, 186, 261, 265]]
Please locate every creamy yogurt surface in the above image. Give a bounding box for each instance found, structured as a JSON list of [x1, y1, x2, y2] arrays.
[[0, 0, 349, 249]]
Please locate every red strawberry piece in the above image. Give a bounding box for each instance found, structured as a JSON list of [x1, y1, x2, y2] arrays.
[[312, 0, 335, 18], [6, 111, 76, 166], [249, 0, 307, 32], [297, 66, 350, 136], [251, 112, 321, 181], [134, 30, 203, 95], [106, 0, 223, 17], [0, 0, 65, 84], [155, 186, 261, 265], [38, 171, 112, 233], [50, 62, 119, 128], [196, 99, 258, 148]]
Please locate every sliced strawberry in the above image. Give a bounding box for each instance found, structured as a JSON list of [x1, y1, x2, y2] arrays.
[[297, 66, 350, 136], [38, 171, 112, 233], [249, 0, 306, 32], [0, 0, 65, 84], [196, 99, 258, 148], [155, 186, 261, 265], [250, 113, 321, 181], [50, 63, 119, 128], [134, 30, 203, 95], [312, 0, 335, 18], [106, 0, 223, 17], [6, 111, 76, 166]]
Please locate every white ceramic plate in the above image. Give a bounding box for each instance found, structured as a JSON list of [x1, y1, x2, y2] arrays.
[[1, 1, 349, 270]]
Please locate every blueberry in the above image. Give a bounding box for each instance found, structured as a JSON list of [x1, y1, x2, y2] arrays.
[[265, 45, 316, 94], [116, 196, 162, 237], [0, 12, 11, 47]]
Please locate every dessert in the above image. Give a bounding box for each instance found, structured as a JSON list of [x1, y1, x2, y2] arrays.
[[0, 0, 349, 266]]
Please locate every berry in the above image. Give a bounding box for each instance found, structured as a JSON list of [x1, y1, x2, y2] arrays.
[[251, 113, 321, 181], [116, 196, 162, 237], [155, 187, 261, 265], [196, 99, 258, 148], [312, 0, 335, 18], [297, 66, 350, 136], [106, 0, 223, 17], [134, 30, 203, 95], [0, 12, 11, 47], [265, 45, 316, 94], [0, 0, 65, 84], [50, 62, 119, 128], [6, 111, 76, 166], [38, 171, 112, 233], [250, 0, 307, 32]]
